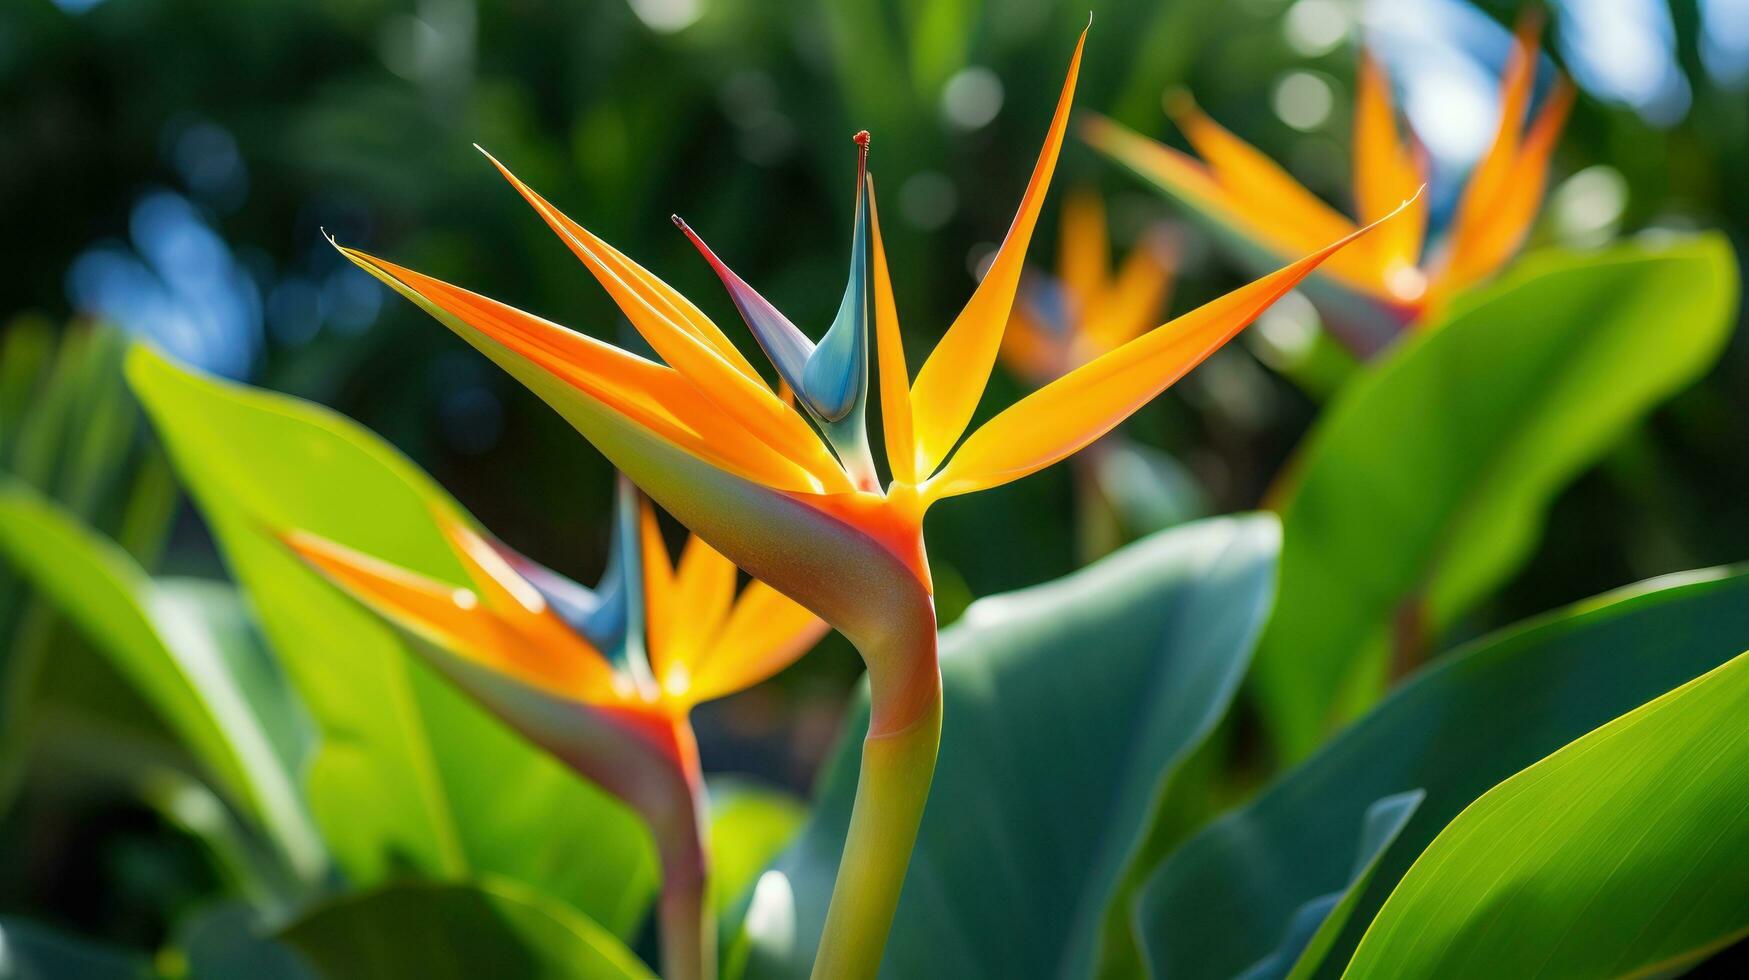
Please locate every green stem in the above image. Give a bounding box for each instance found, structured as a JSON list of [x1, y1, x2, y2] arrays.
[[812, 615, 942, 980]]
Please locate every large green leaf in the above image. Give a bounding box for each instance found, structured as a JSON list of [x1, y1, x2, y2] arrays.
[[1344, 650, 1749, 978], [1135, 566, 1749, 980], [126, 346, 657, 936], [1242, 790, 1422, 980], [743, 514, 1281, 979], [1254, 236, 1739, 761], [276, 879, 654, 979], [0, 479, 323, 883], [707, 779, 805, 919]]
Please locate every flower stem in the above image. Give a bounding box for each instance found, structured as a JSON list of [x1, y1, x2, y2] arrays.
[[659, 859, 712, 980], [811, 617, 942, 980], [655, 720, 715, 980]]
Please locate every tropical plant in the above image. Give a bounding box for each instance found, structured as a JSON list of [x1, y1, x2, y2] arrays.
[[1086, 12, 1572, 357], [323, 23, 1420, 975], [2, 2, 1747, 977]]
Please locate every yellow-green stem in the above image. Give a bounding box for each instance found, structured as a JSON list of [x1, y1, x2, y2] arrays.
[[811, 620, 942, 980]]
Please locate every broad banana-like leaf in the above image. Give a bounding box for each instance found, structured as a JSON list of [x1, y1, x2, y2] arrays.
[[1233, 791, 1422, 980], [1254, 236, 1739, 761], [741, 514, 1279, 979], [126, 347, 657, 937], [1343, 649, 1749, 978], [1133, 566, 1749, 980]]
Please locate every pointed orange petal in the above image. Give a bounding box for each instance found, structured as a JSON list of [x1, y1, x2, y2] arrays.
[[867, 175, 919, 485], [1439, 77, 1574, 294], [479, 148, 761, 383], [1083, 113, 1396, 303], [337, 245, 828, 495], [686, 580, 829, 704], [1083, 230, 1176, 353], [284, 529, 619, 702], [477, 151, 851, 492], [1166, 91, 1359, 254], [1081, 113, 1231, 212], [927, 194, 1419, 501], [652, 532, 738, 696], [1058, 188, 1110, 316], [1439, 12, 1544, 286], [638, 496, 678, 684], [908, 25, 1086, 476], [1352, 52, 1429, 282]]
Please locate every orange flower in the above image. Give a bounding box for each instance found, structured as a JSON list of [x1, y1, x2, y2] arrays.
[[283, 478, 824, 980], [1085, 13, 1573, 355], [324, 25, 1413, 975], [1001, 188, 1178, 386]]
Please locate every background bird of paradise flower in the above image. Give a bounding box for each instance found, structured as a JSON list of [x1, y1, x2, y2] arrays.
[[2, 0, 1749, 976]]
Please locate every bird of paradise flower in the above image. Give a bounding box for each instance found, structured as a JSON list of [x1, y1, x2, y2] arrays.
[[328, 24, 1411, 977], [283, 477, 824, 980], [1085, 13, 1572, 358]]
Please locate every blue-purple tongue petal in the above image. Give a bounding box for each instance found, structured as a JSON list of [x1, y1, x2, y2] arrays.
[[671, 215, 815, 396], [487, 540, 618, 645]]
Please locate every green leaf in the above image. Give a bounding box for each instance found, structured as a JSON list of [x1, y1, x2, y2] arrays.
[[743, 514, 1280, 979], [713, 780, 807, 980], [178, 903, 319, 980], [1235, 790, 1421, 980], [152, 578, 315, 787], [126, 346, 658, 936], [1091, 439, 1205, 535], [0, 479, 324, 883], [1344, 650, 1749, 978], [276, 879, 655, 980], [707, 778, 805, 919], [1134, 566, 1749, 980], [1254, 236, 1740, 761], [0, 917, 150, 980]]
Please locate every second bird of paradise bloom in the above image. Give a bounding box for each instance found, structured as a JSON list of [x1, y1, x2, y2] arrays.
[[1084, 11, 1573, 358], [329, 24, 1413, 978], [284, 476, 826, 980], [1001, 187, 1179, 388], [1002, 189, 1193, 557]]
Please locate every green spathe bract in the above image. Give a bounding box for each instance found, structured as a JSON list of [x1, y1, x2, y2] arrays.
[[1133, 565, 1749, 980], [1346, 648, 1749, 978], [1253, 235, 1740, 762], [741, 513, 1280, 979]]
